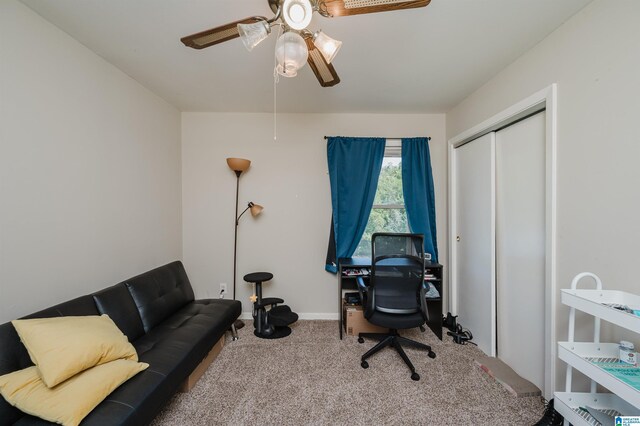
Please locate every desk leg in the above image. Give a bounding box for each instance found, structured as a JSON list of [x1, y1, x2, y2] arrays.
[[426, 299, 443, 340], [339, 277, 343, 339]]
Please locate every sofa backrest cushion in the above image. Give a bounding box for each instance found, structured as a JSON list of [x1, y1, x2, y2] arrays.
[[93, 283, 145, 341], [124, 261, 195, 333], [0, 295, 99, 426]]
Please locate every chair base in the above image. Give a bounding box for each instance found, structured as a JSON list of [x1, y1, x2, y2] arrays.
[[254, 325, 291, 339], [359, 329, 436, 380]]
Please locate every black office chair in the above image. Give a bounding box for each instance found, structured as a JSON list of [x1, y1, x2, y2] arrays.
[[356, 232, 436, 381]]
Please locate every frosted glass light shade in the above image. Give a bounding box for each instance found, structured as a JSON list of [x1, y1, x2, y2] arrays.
[[282, 0, 313, 30], [275, 32, 309, 78], [249, 202, 263, 217], [313, 30, 342, 64], [227, 158, 251, 172], [238, 21, 270, 51]]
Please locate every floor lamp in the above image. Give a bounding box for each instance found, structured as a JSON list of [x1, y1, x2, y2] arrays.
[[227, 158, 264, 330]]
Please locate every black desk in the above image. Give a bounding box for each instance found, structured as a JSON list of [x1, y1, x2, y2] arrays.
[[338, 257, 443, 340]]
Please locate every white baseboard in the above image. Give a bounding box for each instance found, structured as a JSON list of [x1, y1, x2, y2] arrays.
[[240, 312, 338, 320]]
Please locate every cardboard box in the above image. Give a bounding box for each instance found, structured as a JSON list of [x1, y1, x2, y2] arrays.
[[179, 335, 225, 392], [343, 303, 388, 336]]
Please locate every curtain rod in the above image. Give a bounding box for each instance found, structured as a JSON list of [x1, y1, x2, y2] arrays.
[[323, 136, 431, 141]]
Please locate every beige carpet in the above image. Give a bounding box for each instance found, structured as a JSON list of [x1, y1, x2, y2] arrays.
[[152, 321, 544, 425]]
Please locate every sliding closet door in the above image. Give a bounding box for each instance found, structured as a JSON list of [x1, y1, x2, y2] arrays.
[[496, 112, 546, 391], [453, 133, 495, 356]]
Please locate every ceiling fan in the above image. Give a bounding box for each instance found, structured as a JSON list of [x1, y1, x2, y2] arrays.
[[181, 0, 431, 87]]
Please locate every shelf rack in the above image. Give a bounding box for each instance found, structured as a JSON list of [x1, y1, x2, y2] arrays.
[[555, 272, 640, 425]]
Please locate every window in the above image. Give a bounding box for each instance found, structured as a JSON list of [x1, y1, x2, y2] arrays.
[[353, 141, 408, 257]]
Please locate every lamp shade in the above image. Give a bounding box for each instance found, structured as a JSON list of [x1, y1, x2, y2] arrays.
[[227, 158, 251, 172], [249, 202, 264, 217], [313, 30, 342, 64], [238, 21, 270, 51], [275, 32, 308, 78]]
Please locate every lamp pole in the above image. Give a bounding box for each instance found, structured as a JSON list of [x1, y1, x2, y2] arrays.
[[227, 157, 251, 332], [232, 170, 241, 301], [226, 158, 263, 333]]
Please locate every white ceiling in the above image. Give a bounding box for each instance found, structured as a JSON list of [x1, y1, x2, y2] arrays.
[[21, 0, 592, 113]]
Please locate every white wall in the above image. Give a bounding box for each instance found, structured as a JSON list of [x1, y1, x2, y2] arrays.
[[446, 0, 640, 390], [182, 112, 446, 317], [0, 0, 182, 322]]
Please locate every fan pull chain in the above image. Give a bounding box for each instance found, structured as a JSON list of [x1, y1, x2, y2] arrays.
[[274, 67, 278, 141], [272, 24, 283, 141]]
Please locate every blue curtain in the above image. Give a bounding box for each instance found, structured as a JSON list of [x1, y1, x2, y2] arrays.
[[401, 137, 438, 262], [325, 137, 385, 273]]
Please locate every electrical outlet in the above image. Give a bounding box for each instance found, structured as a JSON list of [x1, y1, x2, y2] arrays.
[[219, 283, 227, 298]]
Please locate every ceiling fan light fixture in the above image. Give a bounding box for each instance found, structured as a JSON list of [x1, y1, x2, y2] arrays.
[[275, 32, 309, 77], [237, 20, 271, 51], [282, 0, 313, 30], [313, 30, 342, 64]]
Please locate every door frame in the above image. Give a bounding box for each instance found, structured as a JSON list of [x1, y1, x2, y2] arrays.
[[448, 84, 557, 398]]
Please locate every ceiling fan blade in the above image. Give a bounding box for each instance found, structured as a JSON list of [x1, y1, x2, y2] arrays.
[[319, 0, 430, 17], [305, 38, 340, 87], [181, 17, 266, 49]]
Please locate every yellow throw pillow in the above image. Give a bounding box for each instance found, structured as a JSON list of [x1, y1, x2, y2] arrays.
[[12, 315, 138, 388], [0, 359, 148, 426]]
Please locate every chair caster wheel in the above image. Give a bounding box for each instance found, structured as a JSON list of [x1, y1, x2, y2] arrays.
[[411, 372, 420, 381], [358, 337, 364, 343], [361, 360, 369, 369], [428, 351, 436, 359]]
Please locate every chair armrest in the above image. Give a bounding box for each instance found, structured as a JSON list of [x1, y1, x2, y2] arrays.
[[420, 283, 430, 322], [356, 276, 368, 303], [356, 276, 376, 319], [256, 297, 284, 308]]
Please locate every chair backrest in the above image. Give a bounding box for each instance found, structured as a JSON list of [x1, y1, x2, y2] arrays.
[[368, 233, 425, 316]]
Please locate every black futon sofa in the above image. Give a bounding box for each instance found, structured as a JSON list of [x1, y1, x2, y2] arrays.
[[0, 261, 241, 425]]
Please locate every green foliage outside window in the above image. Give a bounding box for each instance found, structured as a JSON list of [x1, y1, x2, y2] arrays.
[[354, 160, 408, 257]]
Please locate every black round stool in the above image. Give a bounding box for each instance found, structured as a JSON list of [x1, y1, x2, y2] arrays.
[[244, 272, 298, 339]]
